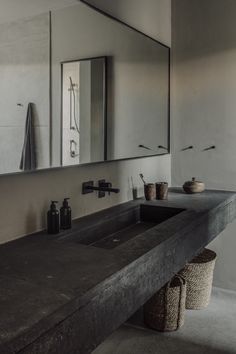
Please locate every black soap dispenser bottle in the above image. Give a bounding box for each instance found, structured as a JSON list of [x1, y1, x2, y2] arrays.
[[47, 201, 60, 234], [60, 198, 72, 230]]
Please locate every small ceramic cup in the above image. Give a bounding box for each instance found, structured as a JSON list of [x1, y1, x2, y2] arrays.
[[144, 183, 155, 201], [156, 182, 168, 200]]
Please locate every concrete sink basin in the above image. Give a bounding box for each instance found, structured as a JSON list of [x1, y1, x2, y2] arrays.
[[71, 204, 184, 249]]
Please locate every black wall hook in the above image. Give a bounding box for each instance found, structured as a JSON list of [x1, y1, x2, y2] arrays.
[[181, 145, 194, 151], [138, 144, 152, 151], [203, 145, 215, 151], [158, 145, 168, 150]]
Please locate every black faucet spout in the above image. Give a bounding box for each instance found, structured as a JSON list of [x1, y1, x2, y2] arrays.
[[86, 185, 120, 193], [98, 181, 120, 194], [82, 180, 120, 198]]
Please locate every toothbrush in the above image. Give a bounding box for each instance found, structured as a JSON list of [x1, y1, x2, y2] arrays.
[[139, 173, 146, 185], [131, 176, 135, 189]]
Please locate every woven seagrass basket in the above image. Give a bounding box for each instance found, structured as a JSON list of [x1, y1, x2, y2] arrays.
[[144, 275, 186, 332], [179, 248, 217, 310]]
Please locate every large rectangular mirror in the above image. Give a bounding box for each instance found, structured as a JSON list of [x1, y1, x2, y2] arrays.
[[0, 1, 170, 175]]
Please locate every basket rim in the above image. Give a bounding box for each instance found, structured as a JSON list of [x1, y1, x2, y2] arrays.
[[188, 248, 217, 264]]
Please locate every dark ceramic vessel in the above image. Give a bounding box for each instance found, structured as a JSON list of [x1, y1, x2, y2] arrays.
[[144, 183, 155, 200], [156, 182, 168, 200]]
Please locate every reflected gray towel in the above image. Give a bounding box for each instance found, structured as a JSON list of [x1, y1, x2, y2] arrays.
[[20, 103, 37, 171]]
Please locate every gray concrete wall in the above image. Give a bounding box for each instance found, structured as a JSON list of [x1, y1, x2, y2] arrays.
[[0, 0, 171, 244], [0, 0, 78, 24], [84, 0, 171, 47], [172, 0, 236, 290]]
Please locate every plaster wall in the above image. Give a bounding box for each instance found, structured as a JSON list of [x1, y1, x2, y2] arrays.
[[172, 0, 236, 290]]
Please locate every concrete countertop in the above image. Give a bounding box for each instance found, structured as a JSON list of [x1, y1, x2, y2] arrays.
[[0, 188, 235, 353]]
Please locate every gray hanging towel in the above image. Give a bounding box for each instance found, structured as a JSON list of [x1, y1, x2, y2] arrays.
[[20, 103, 37, 171]]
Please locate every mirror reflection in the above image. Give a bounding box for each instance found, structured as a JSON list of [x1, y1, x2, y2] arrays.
[[0, 13, 50, 174], [0, 2, 170, 175]]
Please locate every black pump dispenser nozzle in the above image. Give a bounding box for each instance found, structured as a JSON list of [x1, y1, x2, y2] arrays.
[[60, 198, 72, 230], [47, 201, 59, 234], [62, 198, 70, 208], [50, 201, 58, 210]]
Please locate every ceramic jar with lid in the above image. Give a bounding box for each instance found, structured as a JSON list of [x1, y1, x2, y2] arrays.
[[183, 177, 205, 194]]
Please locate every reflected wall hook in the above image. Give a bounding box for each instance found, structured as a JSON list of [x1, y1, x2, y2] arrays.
[[158, 145, 168, 151], [203, 145, 215, 151], [138, 144, 152, 151], [181, 145, 194, 151]]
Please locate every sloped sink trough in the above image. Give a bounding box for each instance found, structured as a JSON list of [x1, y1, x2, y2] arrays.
[[74, 204, 185, 249]]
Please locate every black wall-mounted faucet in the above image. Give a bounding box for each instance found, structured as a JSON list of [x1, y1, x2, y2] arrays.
[[82, 180, 120, 198]]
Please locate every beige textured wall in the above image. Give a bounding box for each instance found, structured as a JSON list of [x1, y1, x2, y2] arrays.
[[0, 0, 171, 244], [172, 0, 236, 290]]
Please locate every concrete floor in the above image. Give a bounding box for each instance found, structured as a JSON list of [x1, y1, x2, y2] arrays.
[[93, 287, 236, 354]]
